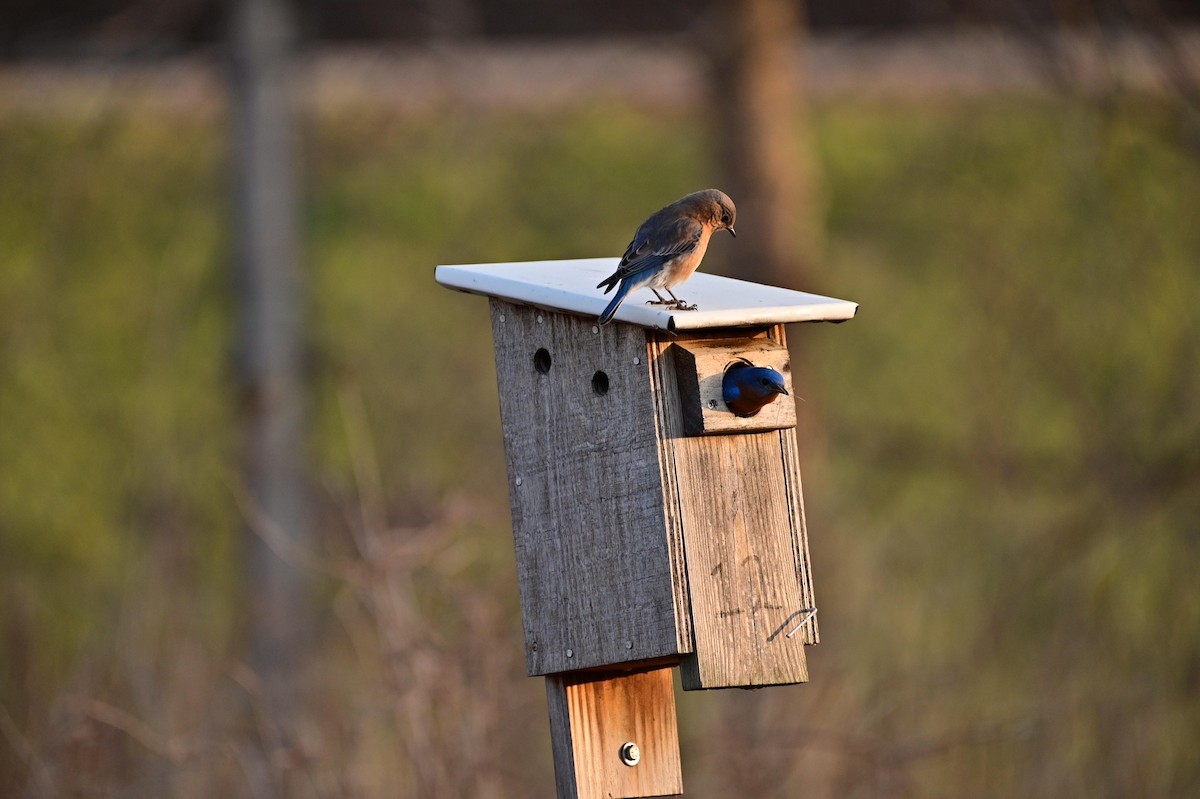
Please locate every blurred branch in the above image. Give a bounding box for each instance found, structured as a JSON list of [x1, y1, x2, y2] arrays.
[[0, 703, 55, 796], [970, 0, 1200, 144], [738, 718, 1035, 795], [338, 384, 388, 549], [229, 477, 342, 580], [230, 469, 453, 586], [770, 719, 1033, 759], [1125, 0, 1200, 146], [62, 696, 203, 764]]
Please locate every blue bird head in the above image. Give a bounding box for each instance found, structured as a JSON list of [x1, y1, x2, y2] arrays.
[[722, 362, 789, 418]]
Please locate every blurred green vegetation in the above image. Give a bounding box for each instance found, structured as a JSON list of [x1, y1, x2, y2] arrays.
[[801, 97, 1200, 797], [0, 91, 1197, 796]]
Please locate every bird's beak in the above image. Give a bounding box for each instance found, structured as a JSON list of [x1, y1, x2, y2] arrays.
[[775, 384, 788, 395], [728, 226, 737, 237]]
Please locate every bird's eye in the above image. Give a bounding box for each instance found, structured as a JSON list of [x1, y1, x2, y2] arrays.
[[761, 378, 770, 386], [722, 213, 731, 225]]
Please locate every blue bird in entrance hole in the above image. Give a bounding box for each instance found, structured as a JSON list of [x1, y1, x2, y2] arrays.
[[723, 362, 789, 418]]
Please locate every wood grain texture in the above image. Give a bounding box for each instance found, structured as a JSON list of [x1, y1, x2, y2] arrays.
[[545, 666, 683, 799], [775, 338, 819, 643], [673, 432, 810, 689], [649, 326, 814, 689], [647, 329, 695, 659], [490, 300, 687, 675], [669, 337, 796, 435]]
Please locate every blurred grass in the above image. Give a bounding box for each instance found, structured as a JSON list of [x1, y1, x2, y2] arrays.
[[800, 96, 1200, 797], [0, 89, 1198, 796]]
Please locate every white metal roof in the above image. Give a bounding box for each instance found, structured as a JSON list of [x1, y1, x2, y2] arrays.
[[435, 258, 858, 331]]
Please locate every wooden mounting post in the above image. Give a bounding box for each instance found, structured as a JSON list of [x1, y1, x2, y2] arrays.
[[545, 664, 683, 799]]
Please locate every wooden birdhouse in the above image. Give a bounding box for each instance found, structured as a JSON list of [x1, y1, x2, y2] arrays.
[[436, 258, 857, 799]]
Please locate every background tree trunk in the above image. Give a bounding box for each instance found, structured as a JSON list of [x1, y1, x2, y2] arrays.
[[228, 0, 310, 730], [703, 0, 821, 289]]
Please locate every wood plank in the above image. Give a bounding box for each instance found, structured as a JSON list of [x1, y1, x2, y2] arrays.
[[673, 432, 810, 689], [773, 324, 819, 644], [649, 328, 812, 689], [647, 331, 695, 657], [490, 300, 685, 675], [545, 666, 683, 799]]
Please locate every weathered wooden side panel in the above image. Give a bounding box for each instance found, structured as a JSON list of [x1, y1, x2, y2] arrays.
[[490, 300, 684, 675], [672, 430, 810, 689], [770, 324, 819, 644], [649, 327, 814, 689]]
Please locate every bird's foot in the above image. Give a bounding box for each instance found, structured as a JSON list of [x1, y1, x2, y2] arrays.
[[671, 300, 698, 311], [645, 299, 674, 306]]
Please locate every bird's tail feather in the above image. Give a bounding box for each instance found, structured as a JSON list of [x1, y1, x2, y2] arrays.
[[598, 281, 632, 326]]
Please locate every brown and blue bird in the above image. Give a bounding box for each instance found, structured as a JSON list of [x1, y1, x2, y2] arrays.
[[723, 361, 789, 417], [597, 189, 737, 325]]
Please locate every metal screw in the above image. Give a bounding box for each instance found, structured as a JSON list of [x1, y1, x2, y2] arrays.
[[499, 314, 505, 322], [565, 648, 573, 658], [515, 477, 523, 487], [625, 640, 633, 650], [708, 399, 718, 409], [633, 357, 641, 365], [619, 742, 641, 767], [537, 315, 544, 324], [592, 326, 599, 334]]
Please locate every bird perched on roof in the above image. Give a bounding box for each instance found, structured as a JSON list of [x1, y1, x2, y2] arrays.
[[723, 361, 789, 417], [597, 189, 737, 326]]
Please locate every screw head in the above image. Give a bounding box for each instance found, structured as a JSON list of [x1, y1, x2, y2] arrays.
[[619, 741, 641, 767], [565, 648, 573, 658]]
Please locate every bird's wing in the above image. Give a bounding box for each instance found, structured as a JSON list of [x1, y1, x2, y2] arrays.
[[597, 216, 703, 290]]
